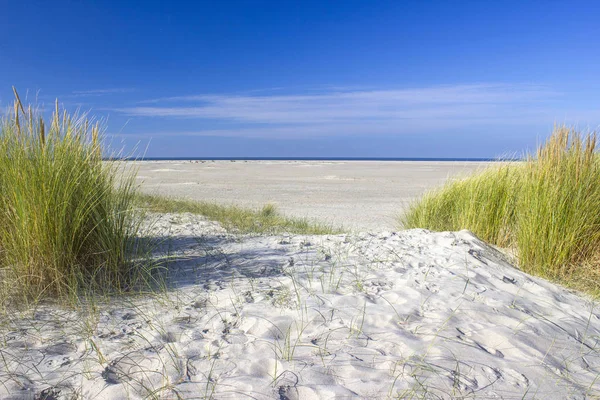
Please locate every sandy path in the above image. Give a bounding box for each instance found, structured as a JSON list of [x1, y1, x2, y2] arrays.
[[131, 160, 494, 231], [2, 213, 598, 399]]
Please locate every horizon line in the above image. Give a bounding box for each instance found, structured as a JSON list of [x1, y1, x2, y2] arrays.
[[106, 156, 522, 162]]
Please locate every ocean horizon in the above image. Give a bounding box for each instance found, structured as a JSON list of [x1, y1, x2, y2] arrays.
[[114, 156, 518, 162]]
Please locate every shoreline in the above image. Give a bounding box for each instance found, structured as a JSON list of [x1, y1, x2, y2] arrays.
[[113, 157, 516, 162]]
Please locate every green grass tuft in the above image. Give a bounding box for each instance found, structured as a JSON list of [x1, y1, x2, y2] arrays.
[[401, 126, 600, 296], [134, 193, 342, 235], [0, 91, 150, 307]]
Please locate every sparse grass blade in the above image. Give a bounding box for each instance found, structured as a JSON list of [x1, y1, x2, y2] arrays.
[[134, 193, 342, 235]]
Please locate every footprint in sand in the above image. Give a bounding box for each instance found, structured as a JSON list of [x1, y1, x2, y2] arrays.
[[455, 327, 505, 358], [502, 368, 530, 388], [45, 342, 76, 356], [474, 340, 505, 358], [480, 365, 503, 383]]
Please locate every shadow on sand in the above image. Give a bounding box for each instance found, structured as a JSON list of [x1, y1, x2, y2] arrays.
[[139, 233, 294, 289]]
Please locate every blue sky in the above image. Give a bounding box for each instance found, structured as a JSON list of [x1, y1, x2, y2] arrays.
[[1, 0, 599, 158]]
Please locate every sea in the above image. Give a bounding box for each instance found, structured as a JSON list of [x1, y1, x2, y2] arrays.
[[114, 157, 516, 162]]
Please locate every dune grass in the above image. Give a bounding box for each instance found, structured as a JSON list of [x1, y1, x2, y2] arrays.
[[0, 91, 340, 307], [0, 92, 150, 307], [402, 126, 600, 296], [134, 193, 342, 235]]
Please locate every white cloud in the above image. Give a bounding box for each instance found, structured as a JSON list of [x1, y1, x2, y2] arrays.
[[111, 83, 600, 139], [119, 84, 554, 123], [112, 117, 551, 141], [71, 88, 135, 96]]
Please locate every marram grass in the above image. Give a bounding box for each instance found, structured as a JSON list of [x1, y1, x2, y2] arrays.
[[402, 126, 600, 296], [135, 193, 342, 235], [0, 92, 149, 307], [0, 91, 341, 308]]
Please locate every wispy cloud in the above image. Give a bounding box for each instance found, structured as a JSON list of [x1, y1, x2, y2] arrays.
[[120, 84, 554, 120], [71, 88, 135, 97], [112, 83, 574, 138]]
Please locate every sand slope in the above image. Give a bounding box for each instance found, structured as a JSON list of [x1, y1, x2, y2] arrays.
[[1, 213, 599, 399]]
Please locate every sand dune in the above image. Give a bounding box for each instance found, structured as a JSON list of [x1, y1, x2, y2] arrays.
[[2, 213, 598, 399]]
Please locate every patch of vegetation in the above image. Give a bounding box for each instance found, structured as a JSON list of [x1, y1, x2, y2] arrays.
[[135, 193, 342, 235], [0, 90, 151, 307], [402, 126, 600, 296]]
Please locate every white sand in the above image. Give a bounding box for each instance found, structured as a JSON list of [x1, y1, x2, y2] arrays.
[[132, 160, 494, 231], [1, 213, 599, 399]]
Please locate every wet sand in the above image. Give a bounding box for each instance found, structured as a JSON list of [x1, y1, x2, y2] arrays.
[[133, 160, 494, 231]]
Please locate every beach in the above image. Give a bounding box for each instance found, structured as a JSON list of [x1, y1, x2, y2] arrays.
[[2, 213, 599, 399], [133, 160, 493, 231], [3, 0, 598, 397], [1, 161, 599, 399]]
